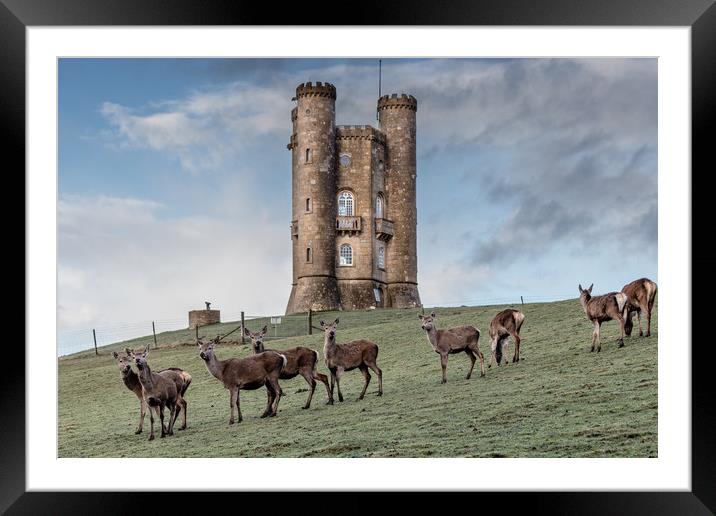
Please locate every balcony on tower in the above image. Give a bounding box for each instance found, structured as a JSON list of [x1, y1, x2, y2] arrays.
[[375, 218, 394, 241], [290, 221, 298, 238], [336, 216, 362, 234]]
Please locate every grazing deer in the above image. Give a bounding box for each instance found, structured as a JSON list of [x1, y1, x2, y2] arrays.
[[578, 284, 629, 352], [418, 312, 485, 384], [622, 277, 658, 337], [132, 346, 180, 441], [245, 325, 333, 407], [112, 349, 192, 434], [320, 319, 382, 402], [488, 308, 525, 368], [196, 337, 286, 423]]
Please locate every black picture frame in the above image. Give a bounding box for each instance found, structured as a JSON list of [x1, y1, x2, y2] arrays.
[[5, 0, 714, 513]]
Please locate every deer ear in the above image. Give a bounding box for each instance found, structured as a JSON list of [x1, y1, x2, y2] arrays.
[[578, 284, 583, 293], [261, 325, 268, 335], [243, 327, 251, 337], [587, 284, 593, 294], [430, 312, 436, 318], [112, 351, 119, 359], [417, 313, 423, 320], [334, 318, 339, 325], [319, 320, 325, 327]]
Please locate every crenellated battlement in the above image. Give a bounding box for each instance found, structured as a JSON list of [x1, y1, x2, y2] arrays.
[[296, 81, 337, 99], [336, 125, 386, 145], [377, 93, 417, 111]]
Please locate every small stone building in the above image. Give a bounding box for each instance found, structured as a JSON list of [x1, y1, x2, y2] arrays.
[[285, 82, 421, 314], [188, 309, 220, 329]]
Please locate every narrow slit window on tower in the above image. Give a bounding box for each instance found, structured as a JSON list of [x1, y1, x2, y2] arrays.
[[306, 247, 312, 263], [305, 148, 312, 164], [339, 244, 353, 266], [378, 245, 385, 269], [305, 198, 312, 212], [375, 195, 384, 218], [338, 191, 354, 216]]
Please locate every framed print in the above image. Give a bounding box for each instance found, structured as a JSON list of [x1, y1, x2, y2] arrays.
[[6, 0, 715, 513]]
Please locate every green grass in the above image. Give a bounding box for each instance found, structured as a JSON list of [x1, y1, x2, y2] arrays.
[[58, 299, 657, 458]]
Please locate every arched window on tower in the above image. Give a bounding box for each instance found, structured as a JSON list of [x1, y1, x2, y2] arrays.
[[377, 245, 385, 269], [339, 244, 353, 266], [375, 194, 384, 218], [338, 191, 354, 216]]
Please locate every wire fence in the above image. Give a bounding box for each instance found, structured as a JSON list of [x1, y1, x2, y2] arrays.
[[57, 294, 576, 358]]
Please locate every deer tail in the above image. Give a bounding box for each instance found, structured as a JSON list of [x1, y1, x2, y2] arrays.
[[279, 353, 288, 369], [313, 349, 320, 362]]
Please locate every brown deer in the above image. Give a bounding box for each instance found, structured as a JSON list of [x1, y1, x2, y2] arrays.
[[578, 284, 629, 352], [124, 347, 192, 431], [132, 346, 180, 441], [622, 277, 658, 337], [488, 308, 525, 368], [320, 319, 382, 402], [112, 349, 192, 434], [245, 325, 333, 407], [418, 312, 485, 384], [196, 336, 286, 423]]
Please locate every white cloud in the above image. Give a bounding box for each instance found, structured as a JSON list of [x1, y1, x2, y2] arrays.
[[58, 194, 291, 331]]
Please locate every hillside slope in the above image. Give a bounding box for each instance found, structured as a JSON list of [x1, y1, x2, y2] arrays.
[[58, 299, 657, 458]]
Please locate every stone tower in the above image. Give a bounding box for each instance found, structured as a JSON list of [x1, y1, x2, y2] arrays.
[[285, 82, 421, 314]]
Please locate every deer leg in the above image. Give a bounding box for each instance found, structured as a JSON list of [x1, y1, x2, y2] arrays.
[[179, 396, 187, 430], [166, 403, 176, 436], [315, 371, 333, 404], [488, 339, 496, 368], [368, 362, 383, 395], [229, 387, 237, 425], [271, 379, 283, 416], [235, 389, 242, 423], [357, 365, 371, 400], [465, 349, 476, 379], [590, 323, 598, 352], [617, 316, 626, 348], [645, 304, 653, 337], [159, 405, 167, 437], [511, 333, 521, 363], [596, 323, 602, 352], [502, 338, 510, 365], [300, 369, 317, 409], [328, 370, 336, 405], [136, 397, 146, 435], [440, 354, 448, 384], [335, 367, 345, 402], [261, 384, 276, 418], [148, 403, 155, 441]]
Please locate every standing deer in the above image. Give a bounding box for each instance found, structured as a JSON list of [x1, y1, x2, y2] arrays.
[[488, 308, 525, 368], [196, 336, 286, 424], [125, 348, 192, 431], [622, 277, 658, 337], [418, 312, 485, 384], [320, 319, 383, 402], [112, 350, 147, 435], [245, 325, 333, 407], [578, 284, 629, 352], [132, 346, 180, 441]]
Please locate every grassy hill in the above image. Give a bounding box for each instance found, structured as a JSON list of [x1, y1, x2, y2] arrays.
[[58, 299, 657, 458]]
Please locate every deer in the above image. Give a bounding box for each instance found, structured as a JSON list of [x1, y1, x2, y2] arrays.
[[418, 312, 485, 384], [112, 349, 192, 434], [578, 284, 629, 352], [125, 347, 192, 431], [621, 277, 658, 337], [245, 325, 333, 407], [320, 319, 383, 402], [196, 336, 287, 424], [487, 308, 525, 368], [132, 346, 180, 441]]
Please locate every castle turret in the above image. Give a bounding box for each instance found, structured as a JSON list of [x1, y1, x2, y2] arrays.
[[378, 93, 421, 308], [285, 82, 341, 313]]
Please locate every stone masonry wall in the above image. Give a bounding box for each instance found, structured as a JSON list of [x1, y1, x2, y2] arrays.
[[188, 310, 221, 329]]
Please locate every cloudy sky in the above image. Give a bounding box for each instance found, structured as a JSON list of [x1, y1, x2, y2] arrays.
[[58, 58, 657, 346]]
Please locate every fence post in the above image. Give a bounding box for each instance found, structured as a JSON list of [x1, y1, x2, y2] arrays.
[[152, 321, 158, 349], [92, 329, 98, 355], [241, 311, 245, 344], [308, 309, 313, 335], [421, 304, 425, 315], [521, 296, 524, 305], [195, 325, 198, 342]]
